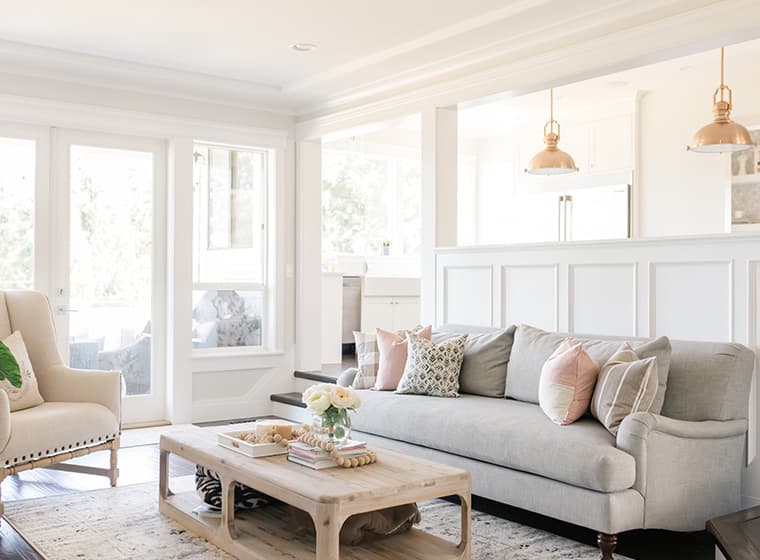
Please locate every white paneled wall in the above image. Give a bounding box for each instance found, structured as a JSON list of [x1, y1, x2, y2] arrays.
[[436, 233, 760, 505]]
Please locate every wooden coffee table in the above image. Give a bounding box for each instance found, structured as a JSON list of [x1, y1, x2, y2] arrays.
[[159, 426, 471, 560]]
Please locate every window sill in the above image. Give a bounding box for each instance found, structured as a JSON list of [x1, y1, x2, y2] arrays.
[[191, 348, 286, 373]]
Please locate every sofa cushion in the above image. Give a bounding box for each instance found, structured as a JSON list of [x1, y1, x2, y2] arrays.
[[375, 325, 431, 390], [506, 325, 671, 413], [0, 402, 119, 468], [591, 343, 658, 435], [351, 390, 635, 493], [396, 333, 466, 398], [432, 324, 516, 397], [539, 340, 600, 425]]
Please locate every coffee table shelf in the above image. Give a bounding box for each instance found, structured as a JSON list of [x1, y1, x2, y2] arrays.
[[159, 425, 471, 560], [162, 489, 463, 560]]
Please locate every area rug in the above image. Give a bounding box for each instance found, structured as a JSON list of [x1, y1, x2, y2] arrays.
[[4, 481, 630, 559]]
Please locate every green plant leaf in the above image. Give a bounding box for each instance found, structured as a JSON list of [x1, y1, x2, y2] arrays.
[[0, 341, 22, 389]]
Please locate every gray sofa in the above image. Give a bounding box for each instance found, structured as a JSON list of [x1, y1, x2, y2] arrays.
[[340, 324, 755, 559]]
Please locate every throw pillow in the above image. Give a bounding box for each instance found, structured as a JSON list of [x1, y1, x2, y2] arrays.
[[591, 343, 658, 435], [395, 333, 467, 398], [0, 331, 44, 412], [352, 331, 380, 389], [506, 324, 671, 414], [431, 324, 516, 397], [374, 325, 432, 390], [538, 339, 600, 425]]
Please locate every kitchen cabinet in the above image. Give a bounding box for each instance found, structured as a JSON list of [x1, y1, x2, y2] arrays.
[[360, 276, 421, 333]]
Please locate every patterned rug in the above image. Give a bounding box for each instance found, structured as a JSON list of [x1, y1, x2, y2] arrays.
[[4, 481, 629, 559]]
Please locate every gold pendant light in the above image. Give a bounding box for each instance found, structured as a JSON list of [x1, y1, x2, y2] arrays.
[[689, 47, 753, 153], [525, 88, 578, 175]]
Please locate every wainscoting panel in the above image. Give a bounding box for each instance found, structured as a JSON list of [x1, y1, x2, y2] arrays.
[[650, 261, 732, 342], [502, 265, 558, 331], [443, 265, 492, 326], [569, 263, 636, 336]]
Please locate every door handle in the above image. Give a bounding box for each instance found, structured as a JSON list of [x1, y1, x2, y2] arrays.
[[55, 306, 79, 314]]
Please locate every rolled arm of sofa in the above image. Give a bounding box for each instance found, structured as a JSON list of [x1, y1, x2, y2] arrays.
[[0, 389, 10, 453], [337, 368, 359, 388], [41, 364, 122, 424], [617, 412, 747, 531]]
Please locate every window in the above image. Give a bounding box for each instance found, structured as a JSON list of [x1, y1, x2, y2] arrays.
[[0, 137, 35, 290], [192, 143, 268, 349], [321, 149, 421, 258]]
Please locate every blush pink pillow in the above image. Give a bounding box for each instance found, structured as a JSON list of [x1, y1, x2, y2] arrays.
[[538, 339, 600, 425], [374, 326, 432, 390]]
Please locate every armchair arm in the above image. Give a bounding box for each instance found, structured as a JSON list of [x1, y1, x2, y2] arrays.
[[39, 364, 122, 425], [0, 390, 9, 453], [617, 412, 747, 531]]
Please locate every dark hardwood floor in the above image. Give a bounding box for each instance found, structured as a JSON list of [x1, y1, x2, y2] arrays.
[[0, 436, 716, 560]]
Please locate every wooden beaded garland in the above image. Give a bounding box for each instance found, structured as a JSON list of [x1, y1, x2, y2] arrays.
[[236, 425, 375, 468]]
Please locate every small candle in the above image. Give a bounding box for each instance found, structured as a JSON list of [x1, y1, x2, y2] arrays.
[[256, 420, 293, 440]]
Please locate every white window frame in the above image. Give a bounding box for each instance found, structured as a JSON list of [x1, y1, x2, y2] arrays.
[[191, 141, 277, 357]]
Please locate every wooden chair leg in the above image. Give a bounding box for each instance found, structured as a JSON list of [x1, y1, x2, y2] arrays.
[[109, 437, 120, 487], [598, 533, 618, 560], [0, 474, 5, 525]]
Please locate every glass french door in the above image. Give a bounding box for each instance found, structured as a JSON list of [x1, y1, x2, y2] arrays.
[[54, 130, 167, 425]]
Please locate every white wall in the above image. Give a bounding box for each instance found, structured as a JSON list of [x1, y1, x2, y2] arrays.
[[638, 74, 729, 237], [638, 67, 760, 237]]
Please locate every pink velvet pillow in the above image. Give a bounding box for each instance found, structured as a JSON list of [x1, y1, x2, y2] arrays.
[[374, 326, 432, 390], [538, 339, 600, 425]]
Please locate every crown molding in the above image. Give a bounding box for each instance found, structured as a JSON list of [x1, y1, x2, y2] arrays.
[[0, 39, 296, 115], [0, 92, 290, 147], [295, 0, 760, 139]]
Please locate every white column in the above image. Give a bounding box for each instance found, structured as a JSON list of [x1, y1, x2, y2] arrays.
[[165, 138, 194, 423], [294, 140, 323, 371], [420, 107, 458, 326]]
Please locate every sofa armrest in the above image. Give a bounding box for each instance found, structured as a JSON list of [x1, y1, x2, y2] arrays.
[[40, 364, 122, 425], [0, 390, 10, 453], [617, 412, 747, 531], [337, 368, 359, 388]]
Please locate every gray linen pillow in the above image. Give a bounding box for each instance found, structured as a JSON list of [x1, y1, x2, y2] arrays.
[[506, 324, 671, 413], [432, 324, 516, 397]]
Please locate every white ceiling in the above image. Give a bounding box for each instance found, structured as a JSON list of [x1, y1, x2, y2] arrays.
[[0, 0, 751, 115]]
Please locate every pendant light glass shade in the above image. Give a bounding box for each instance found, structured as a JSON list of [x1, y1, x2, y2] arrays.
[[689, 48, 753, 153], [526, 88, 578, 175]]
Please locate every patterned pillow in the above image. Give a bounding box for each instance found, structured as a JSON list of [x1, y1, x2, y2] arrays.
[[0, 331, 44, 412], [590, 343, 658, 435], [195, 465, 269, 510], [396, 333, 467, 398], [352, 331, 380, 389]]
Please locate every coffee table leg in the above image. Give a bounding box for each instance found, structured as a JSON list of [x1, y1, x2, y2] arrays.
[[313, 503, 341, 560], [159, 450, 173, 499], [220, 476, 239, 540], [458, 492, 472, 559]]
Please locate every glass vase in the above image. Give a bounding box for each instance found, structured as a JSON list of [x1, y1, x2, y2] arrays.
[[312, 407, 352, 445]]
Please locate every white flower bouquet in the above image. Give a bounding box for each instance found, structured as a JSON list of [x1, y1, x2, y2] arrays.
[[302, 383, 362, 441]]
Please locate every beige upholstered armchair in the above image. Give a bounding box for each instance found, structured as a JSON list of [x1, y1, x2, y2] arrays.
[[0, 291, 121, 519]]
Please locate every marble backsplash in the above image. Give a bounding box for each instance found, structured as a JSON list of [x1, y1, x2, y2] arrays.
[[732, 183, 760, 222]]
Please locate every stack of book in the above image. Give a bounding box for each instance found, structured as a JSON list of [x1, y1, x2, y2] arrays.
[[287, 440, 368, 470]]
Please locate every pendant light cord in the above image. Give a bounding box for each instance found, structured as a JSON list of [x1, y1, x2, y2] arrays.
[[550, 88, 554, 122], [719, 47, 725, 102]]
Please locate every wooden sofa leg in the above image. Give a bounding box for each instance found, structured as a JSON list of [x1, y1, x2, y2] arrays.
[[109, 437, 120, 487], [598, 533, 618, 560]]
